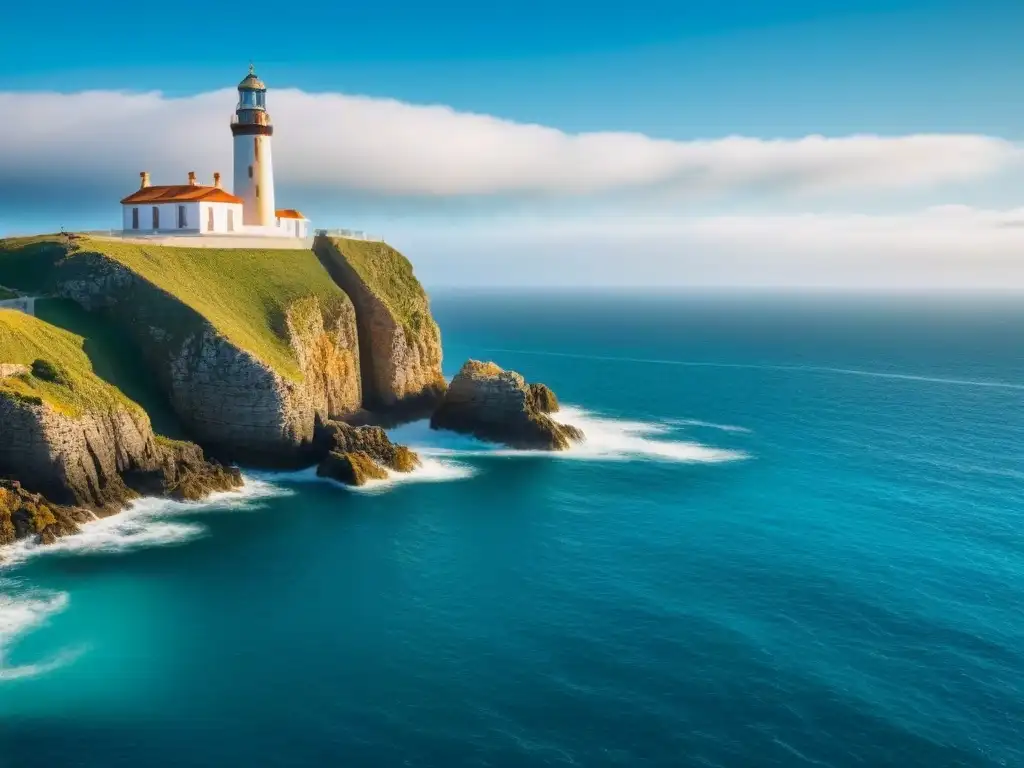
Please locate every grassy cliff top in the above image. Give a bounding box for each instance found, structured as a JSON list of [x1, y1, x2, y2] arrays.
[[0, 309, 141, 417], [0, 235, 352, 381], [326, 237, 433, 335]]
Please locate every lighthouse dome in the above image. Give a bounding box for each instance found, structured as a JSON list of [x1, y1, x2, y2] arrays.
[[238, 65, 265, 91]]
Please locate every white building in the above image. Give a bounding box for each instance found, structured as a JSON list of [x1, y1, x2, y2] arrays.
[[120, 66, 309, 238]]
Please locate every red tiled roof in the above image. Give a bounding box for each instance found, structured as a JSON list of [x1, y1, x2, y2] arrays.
[[275, 209, 306, 220], [121, 185, 243, 205]]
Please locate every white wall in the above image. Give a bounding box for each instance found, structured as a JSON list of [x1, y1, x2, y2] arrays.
[[273, 217, 309, 237], [122, 202, 243, 234], [122, 202, 200, 232], [233, 133, 275, 227], [199, 202, 244, 233]]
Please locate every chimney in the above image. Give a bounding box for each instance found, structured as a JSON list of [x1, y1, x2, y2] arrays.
[[213, 172, 222, 189], [187, 171, 198, 186], [140, 171, 151, 188]]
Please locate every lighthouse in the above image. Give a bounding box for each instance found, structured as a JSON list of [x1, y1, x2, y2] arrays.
[[119, 66, 309, 239], [231, 64, 276, 227]]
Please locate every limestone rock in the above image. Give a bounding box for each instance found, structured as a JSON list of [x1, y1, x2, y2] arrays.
[[318, 420, 420, 473], [430, 360, 584, 450], [317, 450, 388, 487], [313, 236, 446, 418]]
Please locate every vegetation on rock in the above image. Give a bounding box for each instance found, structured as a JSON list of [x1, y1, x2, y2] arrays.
[[0, 480, 94, 547], [528, 383, 559, 413], [0, 309, 141, 417], [0, 235, 352, 382]]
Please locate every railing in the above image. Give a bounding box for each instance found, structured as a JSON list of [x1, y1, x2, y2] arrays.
[[315, 228, 385, 242]]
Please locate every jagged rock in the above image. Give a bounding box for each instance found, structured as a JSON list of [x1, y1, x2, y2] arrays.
[[317, 450, 388, 487], [0, 480, 94, 547], [317, 420, 421, 473], [124, 439, 243, 502], [313, 236, 446, 417], [529, 383, 559, 414], [430, 360, 584, 450]]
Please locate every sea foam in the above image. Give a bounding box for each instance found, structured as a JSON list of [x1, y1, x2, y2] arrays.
[[387, 406, 748, 464], [0, 590, 82, 681]]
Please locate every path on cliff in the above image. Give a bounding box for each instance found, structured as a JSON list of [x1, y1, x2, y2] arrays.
[[0, 296, 36, 316]]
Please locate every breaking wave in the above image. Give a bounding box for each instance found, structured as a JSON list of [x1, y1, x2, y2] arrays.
[[1, 476, 292, 568], [387, 406, 749, 464], [253, 454, 477, 494]]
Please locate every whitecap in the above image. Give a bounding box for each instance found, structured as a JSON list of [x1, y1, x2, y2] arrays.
[[665, 418, 752, 434], [0, 590, 82, 681]]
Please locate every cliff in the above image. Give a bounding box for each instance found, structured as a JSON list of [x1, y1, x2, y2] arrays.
[[0, 309, 240, 518], [313, 236, 445, 417], [0, 236, 362, 464]]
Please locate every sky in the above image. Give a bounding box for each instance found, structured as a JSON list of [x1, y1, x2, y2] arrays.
[[1, 0, 1023, 289]]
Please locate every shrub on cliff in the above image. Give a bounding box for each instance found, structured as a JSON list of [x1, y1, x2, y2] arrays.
[[31, 358, 72, 388]]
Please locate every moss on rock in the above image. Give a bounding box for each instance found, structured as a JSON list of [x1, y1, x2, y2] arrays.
[[317, 450, 389, 486]]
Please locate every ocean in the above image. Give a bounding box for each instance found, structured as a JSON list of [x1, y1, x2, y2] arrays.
[[1, 292, 1022, 767]]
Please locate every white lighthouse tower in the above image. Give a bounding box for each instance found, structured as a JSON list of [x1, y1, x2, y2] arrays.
[[231, 65, 276, 227]]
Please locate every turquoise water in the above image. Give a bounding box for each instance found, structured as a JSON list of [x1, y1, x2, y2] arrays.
[[2, 293, 1023, 767]]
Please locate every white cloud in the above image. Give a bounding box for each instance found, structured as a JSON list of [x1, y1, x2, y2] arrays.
[[0, 88, 1018, 200], [389, 207, 1024, 289]]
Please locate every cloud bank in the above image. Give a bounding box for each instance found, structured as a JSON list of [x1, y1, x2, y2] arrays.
[[0, 88, 1019, 204]]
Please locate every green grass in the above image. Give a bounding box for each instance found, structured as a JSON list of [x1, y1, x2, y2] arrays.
[[34, 298, 187, 437], [0, 235, 352, 381], [328, 238, 432, 335], [0, 308, 142, 417]]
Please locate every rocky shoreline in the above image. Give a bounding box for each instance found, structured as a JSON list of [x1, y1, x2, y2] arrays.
[[0, 234, 584, 551]]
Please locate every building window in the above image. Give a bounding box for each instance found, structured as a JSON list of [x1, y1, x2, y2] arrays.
[[256, 184, 260, 199], [254, 137, 259, 160], [178, 205, 187, 229], [248, 165, 253, 179], [227, 209, 234, 232], [208, 208, 215, 232], [152, 206, 160, 230], [132, 207, 139, 229]]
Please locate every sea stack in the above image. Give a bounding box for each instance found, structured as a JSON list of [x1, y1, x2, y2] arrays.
[[430, 360, 584, 450]]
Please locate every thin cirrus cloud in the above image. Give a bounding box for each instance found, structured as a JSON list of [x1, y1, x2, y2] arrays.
[[0, 87, 1019, 206]]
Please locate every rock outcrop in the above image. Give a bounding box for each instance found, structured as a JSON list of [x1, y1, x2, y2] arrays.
[[0, 480, 95, 547], [56, 249, 361, 464], [430, 360, 584, 450], [314, 420, 420, 486], [313, 236, 445, 417], [317, 451, 389, 487]]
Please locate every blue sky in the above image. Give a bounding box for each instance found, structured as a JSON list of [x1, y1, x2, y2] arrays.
[[1, 0, 1023, 288]]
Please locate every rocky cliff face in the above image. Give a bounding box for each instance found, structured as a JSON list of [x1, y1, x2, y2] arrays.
[[57, 251, 361, 464], [313, 236, 445, 417], [0, 393, 241, 521], [0, 394, 156, 510], [431, 360, 584, 450]]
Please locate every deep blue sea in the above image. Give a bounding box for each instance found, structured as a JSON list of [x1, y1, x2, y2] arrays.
[[1, 292, 1023, 767]]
